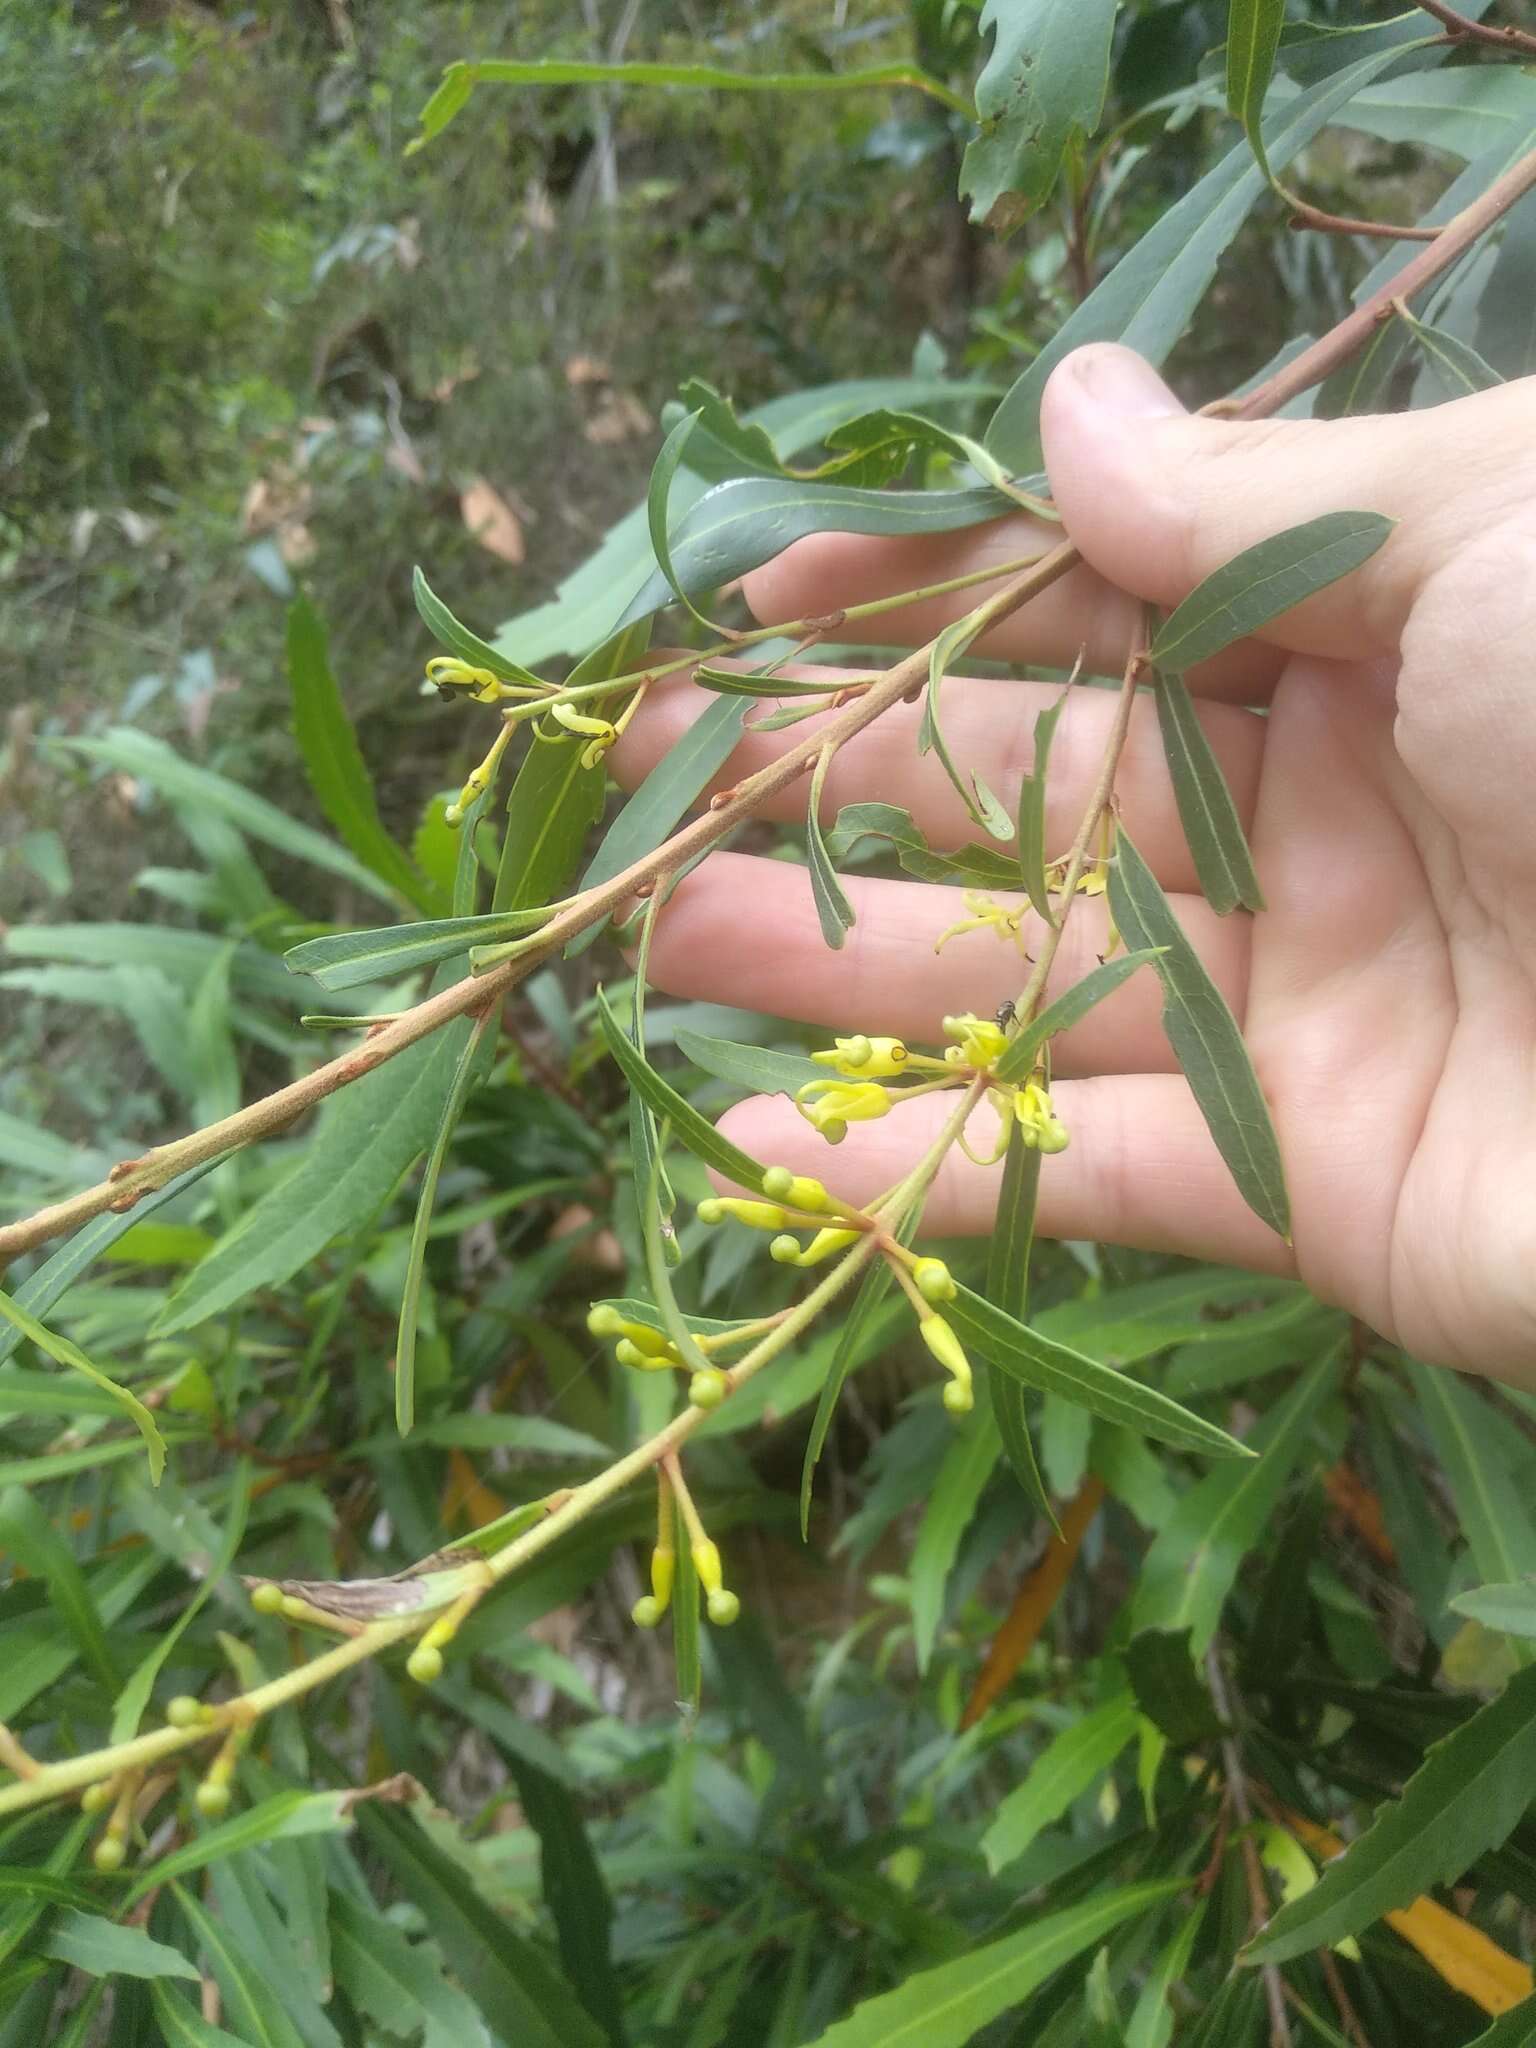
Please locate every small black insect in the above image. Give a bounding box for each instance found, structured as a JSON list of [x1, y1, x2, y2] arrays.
[[995, 999, 1017, 1029]]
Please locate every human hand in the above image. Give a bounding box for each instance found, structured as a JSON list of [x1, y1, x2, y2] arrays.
[[611, 345, 1536, 1382]]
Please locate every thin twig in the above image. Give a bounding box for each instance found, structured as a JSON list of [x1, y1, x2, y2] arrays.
[[1408, 0, 1536, 57], [1285, 197, 1439, 243], [1207, 1646, 1292, 2048]]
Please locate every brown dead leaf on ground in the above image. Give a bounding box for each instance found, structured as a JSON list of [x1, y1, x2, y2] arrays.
[[459, 477, 526, 564]]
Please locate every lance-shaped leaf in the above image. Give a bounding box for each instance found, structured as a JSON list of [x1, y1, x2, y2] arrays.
[[1131, 1353, 1336, 1653], [911, 1385, 1001, 1671], [395, 1013, 493, 1435], [946, 1283, 1251, 1460], [1152, 665, 1263, 914], [981, 1692, 1140, 1872], [1399, 309, 1504, 399], [985, 39, 1426, 471], [285, 908, 554, 991], [807, 746, 856, 949], [921, 613, 1013, 840], [1107, 828, 1290, 1239], [616, 478, 1007, 629], [801, 1245, 890, 1537], [0, 1290, 165, 1484], [647, 409, 721, 632], [1465, 1997, 1536, 2048], [984, 1124, 1053, 1519], [827, 801, 1021, 890], [674, 1029, 824, 1097], [804, 1880, 1182, 2048], [1247, 1659, 1536, 1963], [1016, 695, 1065, 925], [993, 951, 1165, 1084], [413, 564, 545, 687], [1226, 0, 1287, 188], [595, 987, 767, 1193], [1476, 186, 1536, 379], [412, 57, 972, 153], [1149, 512, 1395, 673], [1451, 1582, 1536, 1639], [286, 596, 437, 912], [1125, 1629, 1223, 1745], [960, 0, 1117, 231]]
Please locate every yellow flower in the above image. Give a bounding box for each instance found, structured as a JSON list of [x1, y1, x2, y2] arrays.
[[425, 656, 505, 704], [795, 1077, 894, 1143], [1016, 1078, 1069, 1154], [1046, 857, 1108, 898], [942, 1013, 1010, 1071], [933, 891, 1029, 954], [549, 699, 619, 769], [810, 1033, 912, 1078]]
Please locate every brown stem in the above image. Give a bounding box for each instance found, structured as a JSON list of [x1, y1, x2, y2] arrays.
[[1207, 1647, 1292, 2048], [0, 545, 1080, 1268], [1409, 0, 1536, 57], [1285, 198, 1440, 243], [1234, 143, 1536, 419]]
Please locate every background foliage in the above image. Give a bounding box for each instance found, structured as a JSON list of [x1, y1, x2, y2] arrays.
[[5, 2, 1536, 2044]]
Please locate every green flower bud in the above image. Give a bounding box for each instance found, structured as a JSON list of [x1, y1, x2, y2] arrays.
[[769, 1233, 803, 1264], [912, 1257, 956, 1304], [80, 1782, 113, 1815], [586, 1304, 626, 1338], [689, 1369, 728, 1410], [706, 1589, 741, 1627], [165, 1695, 203, 1729], [249, 1581, 284, 1615], [942, 1379, 974, 1416], [762, 1167, 830, 1211], [632, 1594, 663, 1629], [697, 1198, 725, 1225], [91, 1835, 126, 1873], [407, 1644, 443, 1685], [195, 1781, 232, 1820]]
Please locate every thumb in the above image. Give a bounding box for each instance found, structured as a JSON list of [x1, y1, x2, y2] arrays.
[[1039, 343, 1536, 658]]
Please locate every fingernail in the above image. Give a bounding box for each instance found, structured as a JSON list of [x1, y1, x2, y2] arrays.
[[1069, 345, 1184, 420]]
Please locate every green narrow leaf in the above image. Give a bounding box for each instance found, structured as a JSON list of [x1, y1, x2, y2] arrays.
[[801, 1247, 891, 1537], [920, 615, 1013, 841], [807, 746, 856, 949], [985, 39, 1428, 471], [828, 801, 1021, 889], [1016, 696, 1065, 926], [1131, 1353, 1336, 1653], [673, 1029, 824, 1097], [1148, 512, 1395, 673], [911, 1388, 1000, 1672], [0, 1486, 117, 1695], [1124, 1630, 1222, 1745], [670, 1492, 702, 1714], [125, 1793, 357, 1905], [1125, 1901, 1206, 2048], [1247, 1658, 1536, 1963], [284, 908, 555, 992], [1107, 827, 1289, 1239], [358, 1807, 606, 2048], [947, 1282, 1253, 1461], [982, 1692, 1140, 1873], [1151, 666, 1263, 915], [0, 1291, 165, 1483], [499, 1757, 627, 2048], [63, 729, 394, 906], [396, 1014, 493, 1435], [152, 1014, 476, 1336], [286, 597, 435, 912], [960, 0, 1118, 229], [596, 987, 768, 1194], [993, 951, 1165, 1084], [1226, 0, 1287, 187], [43, 1911, 200, 1983], [984, 1126, 1053, 1520], [616, 479, 1008, 630], [1476, 187, 1536, 379], [1399, 308, 1505, 397], [1411, 1362, 1536, 1665], [804, 1880, 1182, 2048], [329, 1889, 486, 2048], [1465, 1998, 1536, 2048], [1241, 1482, 1326, 1691], [1451, 1582, 1536, 1639], [647, 410, 720, 632], [413, 565, 544, 686], [172, 1884, 308, 2048]]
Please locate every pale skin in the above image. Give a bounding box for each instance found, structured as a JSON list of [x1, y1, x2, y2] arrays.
[[611, 344, 1536, 1385]]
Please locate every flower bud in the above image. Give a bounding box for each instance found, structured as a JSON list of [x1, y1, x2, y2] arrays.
[[919, 1315, 973, 1414], [690, 1539, 724, 1596], [92, 1835, 126, 1873], [769, 1233, 804, 1264], [812, 1034, 910, 1079], [632, 1594, 664, 1628], [942, 1378, 975, 1416], [195, 1781, 232, 1820], [407, 1644, 444, 1685], [912, 1257, 956, 1304], [707, 1590, 741, 1627], [165, 1696, 204, 1729], [250, 1581, 284, 1615], [698, 1198, 788, 1231], [80, 1782, 113, 1815], [762, 1167, 830, 1212], [689, 1369, 728, 1410], [587, 1304, 626, 1338], [616, 1337, 675, 1372], [796, 1227, 860, 1266]]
